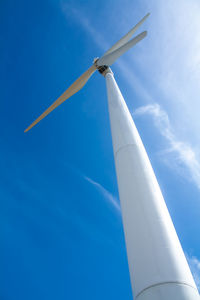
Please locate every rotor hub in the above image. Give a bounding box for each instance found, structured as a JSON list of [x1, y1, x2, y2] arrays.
[[97, 65, 109, 74], [93, 58, 112, 76]]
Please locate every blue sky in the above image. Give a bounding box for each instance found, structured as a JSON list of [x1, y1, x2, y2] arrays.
[[1, 0, 200, 299]]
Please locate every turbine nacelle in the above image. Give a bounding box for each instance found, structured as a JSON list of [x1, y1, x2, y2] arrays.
[[24, 13, 150, 132], [93, 58, 109, 76]]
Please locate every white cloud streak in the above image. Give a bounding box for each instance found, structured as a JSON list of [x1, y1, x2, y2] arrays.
[[84, 176, 120, 212], [134, 103, 200, 189], [133, 0, 200, 140], [186, 254, 200, 290], [63, 162, 120, 212], [61, 2, 110, 52]]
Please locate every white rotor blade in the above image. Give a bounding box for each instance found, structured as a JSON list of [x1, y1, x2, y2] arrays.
[[25, 65, 96, 132], [97, 31, 147, 67], [104, 13, 150, 56]]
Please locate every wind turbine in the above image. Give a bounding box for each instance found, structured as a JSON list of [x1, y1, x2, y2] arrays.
[[25, 13, 199, 300]]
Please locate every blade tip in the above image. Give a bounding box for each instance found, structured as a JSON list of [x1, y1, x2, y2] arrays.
[[141, 30, 148, 38], [24, 126, 31, 133], [144, 12, 150, 19]]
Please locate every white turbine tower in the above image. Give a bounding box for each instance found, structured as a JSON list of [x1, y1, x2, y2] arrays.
[[25, 14, 199, 300]]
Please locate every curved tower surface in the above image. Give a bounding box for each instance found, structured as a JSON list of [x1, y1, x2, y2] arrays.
[[105, 69, 200, 300]]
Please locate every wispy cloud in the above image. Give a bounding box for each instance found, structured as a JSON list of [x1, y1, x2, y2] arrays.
[[134, 0, 200, 140], [134, 103, 200, 189], [186, 254, 200, 290], [61, 2, 109, 52], [63, 161, 120, 212], [84, 176, 120, 212]]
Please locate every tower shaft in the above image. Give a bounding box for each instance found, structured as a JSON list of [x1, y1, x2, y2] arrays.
[[105, 70, 199, 300]]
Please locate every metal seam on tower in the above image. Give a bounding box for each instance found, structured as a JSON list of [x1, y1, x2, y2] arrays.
[[135, 281, 198, 299]]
